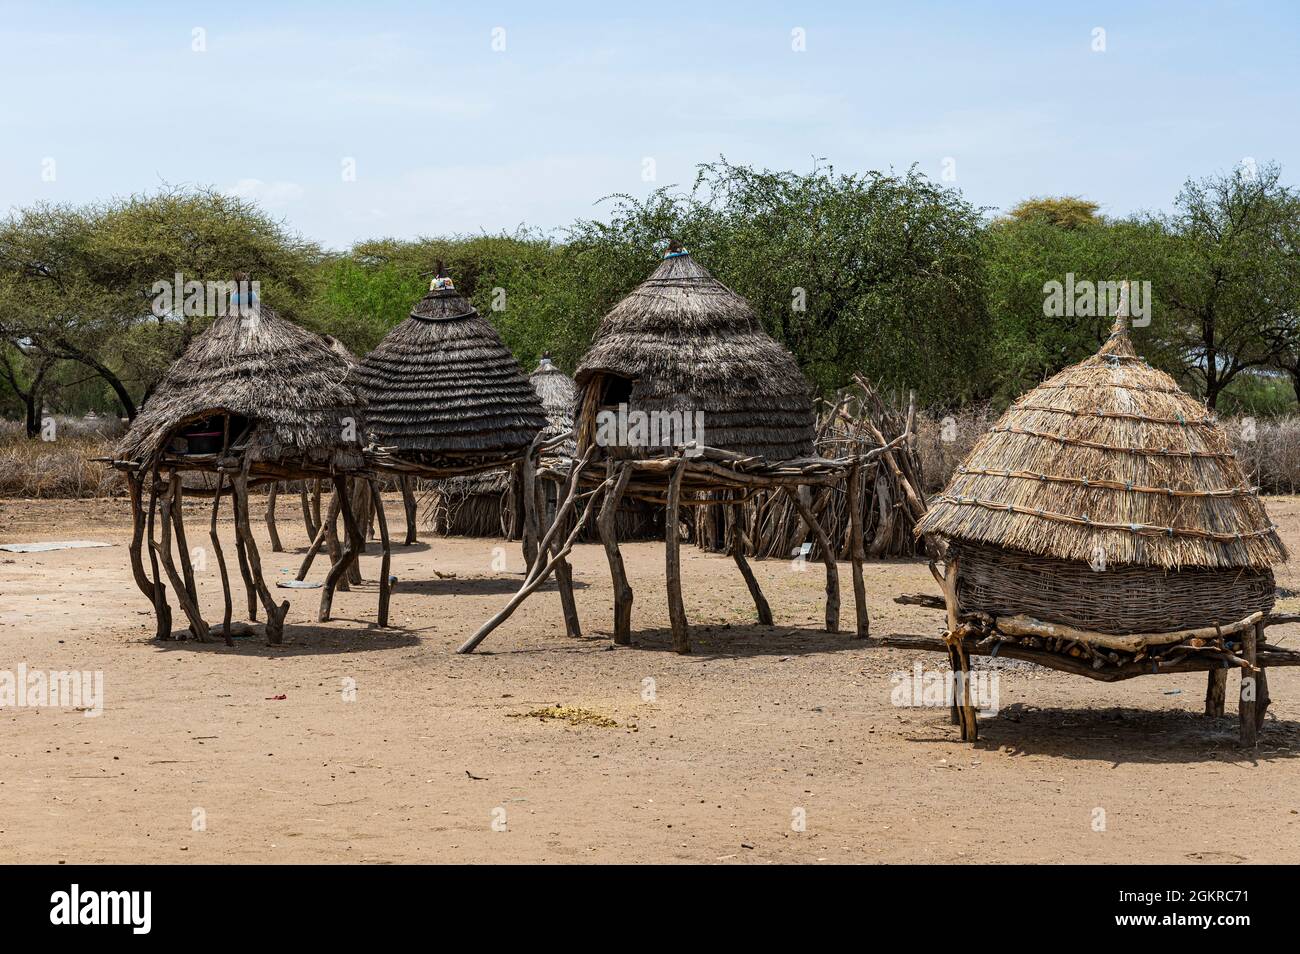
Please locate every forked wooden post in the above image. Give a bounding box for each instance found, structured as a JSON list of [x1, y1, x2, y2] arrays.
[[544, 476, 582, 638], [144, 475, 172, 638], [847, 462, 869, 639], [665, 458, 689, 654], [232, 522, 258, 619], [169, 478, 202, 617], [939, 557, 976, 738], [598, 462, 635, 645], [300, 482, 319, 541], [153, 476, 210, 642], [319, 475, 362, 623], [322, 485, 349, 592], [265, 481, 283, 552], [210, 474, 235, 645], [233, 473, 289, 644], [125, 473, 159, 609], [730, 493, 772, 626], [785, 486, 840, 634], [400, 476, 418, 545]]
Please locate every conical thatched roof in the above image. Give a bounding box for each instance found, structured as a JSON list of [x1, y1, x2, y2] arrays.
[[117, 306, 365, 470], [353, 268, 545, 456], [530, 353, 577, 457], [574, 247, 815, 460], [916, 312, 1287, 571]]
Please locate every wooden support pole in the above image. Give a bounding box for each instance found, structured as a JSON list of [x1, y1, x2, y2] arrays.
[[233, 473, 289, 644], [369, 479, 393, 628], [785, 486, 840, 634], [295, 496, 334, 581], [665, 458, 689, 654], [847, 462, 869, 639], [521, 435, 543, 572], [730, 494, 773, 626], [939, 559, 963, 728], [319, 475, 362, 623], [153, 477, 210, 642], [300, 482, 319, 541], [170, 479, 201, 612], [547, 477, 582, 638], [210, 474, 234, 646], [232, 497, 258, 620], [953, 637, 978, 742], [323, 485, 349, 592], [1240, 621, 1260, 746], [1205, 668, 1227, 717], [144, 474, 173, 639], [598, 462, 635, 645], [312, 479, 323, 529], [265, 481, 283, 552], [401, 476, 418, 545], [126, 472, 157, 605]]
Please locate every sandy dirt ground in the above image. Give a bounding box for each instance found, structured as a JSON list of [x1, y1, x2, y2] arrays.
[[2, 493, 1300, 864]]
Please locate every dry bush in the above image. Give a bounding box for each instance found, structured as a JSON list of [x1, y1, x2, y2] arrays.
[[1225, 415, 1300, 495], [914, 406, 991, 494], [0, 419, 124, 498]]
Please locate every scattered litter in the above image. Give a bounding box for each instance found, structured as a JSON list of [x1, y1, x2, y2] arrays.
[[265, 694, 287, 701], [465, 770, 487, 781], [0, 540, 113, 553], [275, 580, 322, 589], [508, 705, 619, 728]]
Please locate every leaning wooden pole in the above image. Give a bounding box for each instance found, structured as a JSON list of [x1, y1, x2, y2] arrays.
[[300, 482, 319, 541], [730, 493, 772, 626], [546, 476, 582, 638], [665, 459, 690, 654], [170, 478, 201, 619], [210, 474, 235, 646], [785, 486, 840, 634], [125, 472, 159, 607], [369, 479, 393, 628], [153, 476, 210, 642], [847, 462, 869, 639], [456, 458, 603, 654]]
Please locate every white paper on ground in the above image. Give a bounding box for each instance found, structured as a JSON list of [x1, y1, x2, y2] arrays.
[[0, 540, 114, 553]]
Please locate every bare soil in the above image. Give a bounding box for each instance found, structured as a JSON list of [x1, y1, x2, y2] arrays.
[[2, 493, 1300, 864]]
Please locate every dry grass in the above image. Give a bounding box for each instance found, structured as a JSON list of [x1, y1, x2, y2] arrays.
[[0, 418, 125, 498]]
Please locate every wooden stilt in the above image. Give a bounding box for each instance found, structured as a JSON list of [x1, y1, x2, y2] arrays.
[[370, 480, 393, 628], [847, 462, 869, 639], [153, 477, 210, 642], [210, 474, 234, 646], [548, 478, 582, 638], [598, 462, 635, 645], [319, 475, 362, 623], [144, 473, 172, 639], [300, 482, 319, 541], [169, 478, 204, 639], [939, 559, 966, 731], [785, 487, 840, 633], [730, 493, 772, 626], [232, 506, 258, 620], [665, 459, 689, 654], [126, 473, 154, 601], [401, 476, 418, 545], [521, 435, 543, 572], [351, 479, 371, 554], [1205, 668, 1227, 717], [323, 485, 349, 592], [953, 639, 978, 742], [295, 498, 334, 581], [233, 473, 289, 644], [311, 479, 322, 530], [265, 481, 283, 552], [1240, 622, 1260, 746]]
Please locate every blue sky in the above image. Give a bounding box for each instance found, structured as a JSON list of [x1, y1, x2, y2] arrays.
[[1, 1, 1296, 249]]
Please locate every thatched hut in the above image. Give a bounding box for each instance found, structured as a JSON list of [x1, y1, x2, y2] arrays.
[[353, 266, 545, 467], [910, 294, 1294, 743], [463, 244, 891, 655], [113, 290, 367, 645]]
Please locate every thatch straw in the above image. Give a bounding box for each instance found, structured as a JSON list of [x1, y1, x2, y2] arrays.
[[353, 267, 545, 455], [574, 247, 815, 460], [916, 313, 1288, 571], [531, 353, 578, 457], [116, 306, 365, 470]]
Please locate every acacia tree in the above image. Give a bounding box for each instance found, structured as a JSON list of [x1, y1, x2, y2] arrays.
[[1152, 163, 1300, 408], [0, 187, 320, 419]]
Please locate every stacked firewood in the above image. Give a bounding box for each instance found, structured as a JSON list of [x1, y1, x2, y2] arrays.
[[695, 375, 927, 560]]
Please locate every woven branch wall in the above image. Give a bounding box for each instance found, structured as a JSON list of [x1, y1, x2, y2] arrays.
[[953, 543, 1275, 635]]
